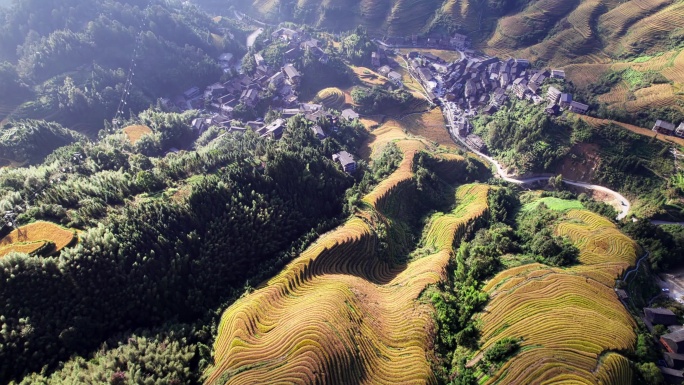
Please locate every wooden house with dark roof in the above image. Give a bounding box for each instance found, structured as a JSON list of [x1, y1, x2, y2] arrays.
[[662, 329, 684, 353], [311, 124, 326, 140], [645, 308, 679, 326], [560, 93, 572, 109], [676, 123, 684, 137], [660, 366, 684, 384], [654, 120, 676, 134], [282, 64, 301, 85], [615, 289, 629, 301], [666, 352, 684, 370], [333, 151, 356, 174]]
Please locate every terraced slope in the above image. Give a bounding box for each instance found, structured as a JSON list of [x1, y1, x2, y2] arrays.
[[205, 124, 490, 384], [477, 209, 639, 384], [235, 0, 682, 63], [564, 48, 684, 116], [313, 87, 346, 110]]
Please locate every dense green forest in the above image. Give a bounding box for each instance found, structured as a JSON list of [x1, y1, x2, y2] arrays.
[[0, 0, 246, 136]]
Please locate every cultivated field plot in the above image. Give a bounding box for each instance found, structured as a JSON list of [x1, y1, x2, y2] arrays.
[[0, 221, 76, 258], [314, 87, 347, 110], [484, 0, 684, 68], [351, 66, 389, 86], [0, 95, 27, 126], [399, 109, 454, 148], [205, 119, 490, 385], [522, 197, 584, 212], [477, 209, 639, 384], [397, 48, 462, 63], [122, 125, 153, 144]]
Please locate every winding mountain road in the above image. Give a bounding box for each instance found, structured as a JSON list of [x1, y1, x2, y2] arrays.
[[622, 251, 651, 282], [247, 28, 263, 48], [441, 101, 631, 220]]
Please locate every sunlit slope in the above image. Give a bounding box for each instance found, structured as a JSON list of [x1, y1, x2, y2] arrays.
[[478, 210, 639, 384], [0, 221, 76, 258], [239, 0, 681, 66], [205, 124, 490, 384], [564, 48, 684, 117], [484, 0, 682, 65]]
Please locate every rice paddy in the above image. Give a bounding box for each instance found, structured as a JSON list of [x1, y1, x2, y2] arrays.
[[477, 209, 639, 384], [522, 197, 584, 212], [314, 87, 346, 110], [205, 110, 490, 385], [122, 125, 153, 144], [0, 221, 76, 257]]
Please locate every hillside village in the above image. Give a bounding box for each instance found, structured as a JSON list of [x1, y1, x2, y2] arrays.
[[159, 25, 359, 172], [3, 2, 684, 385], [395, 48, 589, 154], [152, 17, 678, 181], [640, 306, 684, 383], [156, 20, 599, 174]]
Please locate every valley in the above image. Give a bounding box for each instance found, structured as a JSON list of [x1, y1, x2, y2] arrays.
[[0, 1, 683, 385]]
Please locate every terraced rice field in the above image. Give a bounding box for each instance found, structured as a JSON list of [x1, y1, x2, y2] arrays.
[[522, 197, 584, 212], [0, 95, 27, 126], [565, 47, 684, 116], [477, 210, 639, 384], [624, 83, 677, 112], [206, 118, 490, 385], [360, 0, 391, 24], [662, 50, 684, 83], [441, 0, 483, 32], [0, 241, 48, 258], [399, 109, 455, 148], [0, 221, 76, 257], [618, 2, 684, 56], [598, 0, 672, 40], [351, 66, 388, 86], [122, 125, 153, 144], [487, 0, 578, 50], [384, 0, 439, 35], [567, 0, 601, 39], [562, 63, 612, 88], [314, 87, 346, 110]]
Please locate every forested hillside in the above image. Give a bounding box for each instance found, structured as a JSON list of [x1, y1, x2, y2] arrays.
[[0, 108, 368, 383], [0, 0, 244, 136]]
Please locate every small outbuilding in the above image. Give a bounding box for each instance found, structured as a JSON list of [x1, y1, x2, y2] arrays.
[[645, 307, 679, 326], [662, 329, 684, 354], [660, 366, 684, 384], [341, 109, 360, 121], [666, 352, 684, 370], [654, 119, 676, 134], [333, 151, 356, 174]]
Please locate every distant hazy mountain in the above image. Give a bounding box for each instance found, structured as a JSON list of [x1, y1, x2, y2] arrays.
[[218, 0, 683, 65]]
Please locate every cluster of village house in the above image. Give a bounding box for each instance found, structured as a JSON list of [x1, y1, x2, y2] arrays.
[[653, 119, 684, 138], [159, 26, 358, 173], [388, 47, 587, 152], [636, 304, 684, 383]]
